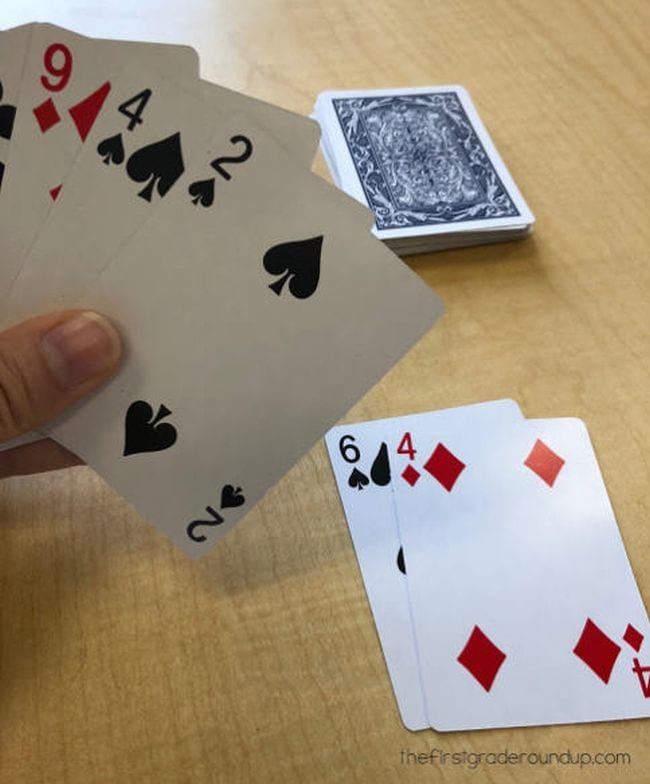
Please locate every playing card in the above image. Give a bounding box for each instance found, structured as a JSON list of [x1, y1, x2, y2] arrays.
[[392, 416, 650, 730], [0, 23, 199, 298], [314, 86, 533, 244], [37, 122, 442, 557], [3, 64, 320, 326], [325, 400, 523, 730], [0, 25, 34, 192]]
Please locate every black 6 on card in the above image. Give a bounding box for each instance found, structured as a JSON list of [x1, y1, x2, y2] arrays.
[[337, 432, 391, 490]]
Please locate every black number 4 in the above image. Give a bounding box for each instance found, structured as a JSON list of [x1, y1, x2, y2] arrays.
[[119, 89, 152, 132]]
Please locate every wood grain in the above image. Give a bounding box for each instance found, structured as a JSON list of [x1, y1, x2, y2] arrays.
[[1, 1, 649, 782]]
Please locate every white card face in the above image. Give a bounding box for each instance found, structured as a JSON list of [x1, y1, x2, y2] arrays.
[[325, 400, 523, 730], [3, 65, 320, 327], [0, 25, 34, 191], [0, 23, 198, 298], [393, 417, 650, 730], [42, 123, 443, 557], [187, 79, 319, 169], [314, 86, 534, 240]]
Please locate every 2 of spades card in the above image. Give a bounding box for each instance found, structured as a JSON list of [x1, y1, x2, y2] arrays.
[[37, 122, 442, 556]]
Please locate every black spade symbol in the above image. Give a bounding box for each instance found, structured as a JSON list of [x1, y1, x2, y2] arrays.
[[263, 235, 323, 300], [97, 133, 125, 165], [0, 81, 16, 141], [370, 442, 391, 486], [188, 177, 215, 207], [220, 484, 245, 509], [123, 400, 178, 456], [348, 467, 369, 491], [397, 546, 406, 575], [126, 131, 185, 202]]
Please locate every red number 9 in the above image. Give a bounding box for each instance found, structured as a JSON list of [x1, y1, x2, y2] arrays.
[[40, 43, 73, 92]]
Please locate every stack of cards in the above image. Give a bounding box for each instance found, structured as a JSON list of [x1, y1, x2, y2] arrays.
[[326, 401, 650, 731], [313, 87, 534, 255], [0, 23, 444, 556]]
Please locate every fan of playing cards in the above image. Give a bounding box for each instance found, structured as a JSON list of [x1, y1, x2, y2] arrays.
[[314, 87, 534, 255], [326, 403, 650, 731], [0, 23, 443, 554]]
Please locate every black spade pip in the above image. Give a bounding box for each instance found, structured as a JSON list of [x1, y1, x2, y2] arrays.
[[348, 467, 369, 490], [97, 133, 125, 165], [263, 235, 323, 299], [123, 400, 177, 456], [126, 132, 185, 202], [188, 178, 215, 207], [370, 442, 391, 486]]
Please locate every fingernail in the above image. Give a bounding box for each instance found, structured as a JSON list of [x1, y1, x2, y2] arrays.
[[40, 312, 122, 388]]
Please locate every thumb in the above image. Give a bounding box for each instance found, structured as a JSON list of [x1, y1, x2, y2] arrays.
[[0, 310, 122, 441]]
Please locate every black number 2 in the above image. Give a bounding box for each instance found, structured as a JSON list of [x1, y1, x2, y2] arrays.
[[186, 505, 225, 543], [211, 135, 253, 180]]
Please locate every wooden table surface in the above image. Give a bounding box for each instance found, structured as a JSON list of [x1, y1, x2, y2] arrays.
[[1, 1, 649, 782]]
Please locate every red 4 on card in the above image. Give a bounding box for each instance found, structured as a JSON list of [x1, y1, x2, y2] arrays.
[[391, 417, 650, 730]]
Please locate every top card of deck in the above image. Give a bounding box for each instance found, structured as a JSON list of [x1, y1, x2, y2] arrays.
[[315, 86, 533, 241]]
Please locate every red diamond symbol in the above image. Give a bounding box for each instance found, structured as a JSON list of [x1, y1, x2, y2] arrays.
[[573, 618, 621, 684], [33, 98, 61, 133], [401, 464, 421, 487], [623, 623, 644, 652], [49, 184, 62, 201], [457, 626, 506, 692], [524, 439, 565, 487], [423, 443, 465, 492], [68, 81, 111, 141]]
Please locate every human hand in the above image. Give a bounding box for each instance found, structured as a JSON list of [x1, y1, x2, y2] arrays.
[[0, 311, 122, 478]]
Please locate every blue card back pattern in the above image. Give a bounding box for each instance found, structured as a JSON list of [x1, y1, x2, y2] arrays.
[[332, 92, 521, 230]]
